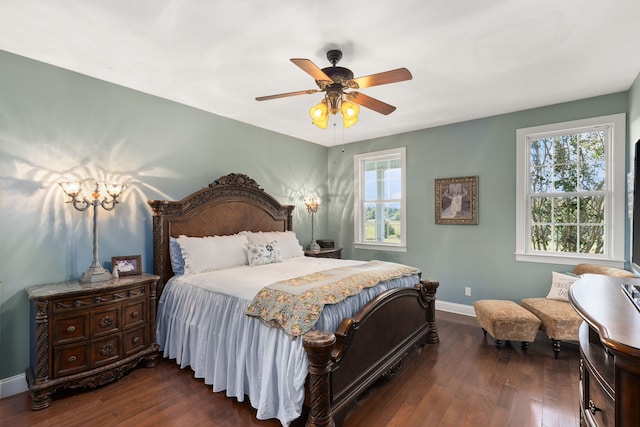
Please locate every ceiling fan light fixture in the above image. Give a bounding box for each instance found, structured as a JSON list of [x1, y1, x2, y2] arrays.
[[341, 100, 360, 128], [309, 101, 329, 128]]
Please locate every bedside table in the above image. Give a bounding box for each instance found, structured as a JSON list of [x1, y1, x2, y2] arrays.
[[304, 247, 343, 259], [25, 273, 160, 410]]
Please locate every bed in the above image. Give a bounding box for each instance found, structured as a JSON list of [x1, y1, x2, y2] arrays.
[[148, 173, 439, 427]]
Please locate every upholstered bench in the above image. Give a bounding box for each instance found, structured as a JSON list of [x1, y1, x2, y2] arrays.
[[520, 263, 636, 359], [473, 300, 542, 350]]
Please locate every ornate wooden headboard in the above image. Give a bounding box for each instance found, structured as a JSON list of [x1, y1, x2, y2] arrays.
[[147, 173, 294, 290]]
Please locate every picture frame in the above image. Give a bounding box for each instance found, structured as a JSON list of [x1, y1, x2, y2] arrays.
[[111, 255, 142, 276], [435, 176, 478, 225]]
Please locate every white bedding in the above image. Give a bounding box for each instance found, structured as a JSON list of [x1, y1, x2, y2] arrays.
[[156, 256, 420, 426]]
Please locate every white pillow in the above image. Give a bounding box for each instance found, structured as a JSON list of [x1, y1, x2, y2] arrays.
[[176, 234, 249, 274], [240, 231, 304, 259], [546, 271, 579, 301], [246, 241, 283, 266]]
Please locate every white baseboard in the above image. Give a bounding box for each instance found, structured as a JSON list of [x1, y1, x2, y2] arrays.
[[1, 373, 27, 399], [0, 299, 475, 400], [436, 300, 476, 317]]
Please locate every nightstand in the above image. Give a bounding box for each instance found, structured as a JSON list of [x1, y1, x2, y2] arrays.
[[25, 273, 160, 410], [304, 247, 343, 259]]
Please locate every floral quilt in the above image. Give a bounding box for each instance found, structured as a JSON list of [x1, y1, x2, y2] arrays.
[[245, 260, 420, 337]]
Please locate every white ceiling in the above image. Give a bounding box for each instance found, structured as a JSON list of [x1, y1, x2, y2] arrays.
[[1, 0, 640, 146]]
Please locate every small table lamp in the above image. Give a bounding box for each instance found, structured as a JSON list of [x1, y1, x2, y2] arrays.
[[303, 195, 322, 252], [60, 181, 123, 282]]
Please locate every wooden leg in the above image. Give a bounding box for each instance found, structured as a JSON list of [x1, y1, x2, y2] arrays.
[[29, 390, 53, 411], [552, 339, 561, 359], [420, 280, 440, 344], [482, 328, 487, 337], [303, 330, 336, 427]]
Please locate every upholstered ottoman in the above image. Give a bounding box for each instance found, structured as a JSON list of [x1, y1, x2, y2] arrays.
[[473, 300, 542, 350]]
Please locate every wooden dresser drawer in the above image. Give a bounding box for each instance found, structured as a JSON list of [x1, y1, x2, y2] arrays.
[[54, 314, 89, 345], [585, 369, 615, 427], [91, 307, 120, 337], [54, 343, 89, 377], [123, 326, 146, 355], [92, 335, 121, 366], [123, 300, 146, 329]]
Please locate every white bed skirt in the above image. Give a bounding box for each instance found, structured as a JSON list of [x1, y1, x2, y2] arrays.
[[156, 274, 419, 426]]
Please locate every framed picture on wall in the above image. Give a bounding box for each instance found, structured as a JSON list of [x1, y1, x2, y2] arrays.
[[112, 255, 142, 276], [435, 176, 478, 225]]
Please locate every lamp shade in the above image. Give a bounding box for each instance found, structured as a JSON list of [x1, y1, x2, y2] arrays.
[[341, 100, 360, 128], [59, 181, 82, 197], [309, 101, 329, 129]]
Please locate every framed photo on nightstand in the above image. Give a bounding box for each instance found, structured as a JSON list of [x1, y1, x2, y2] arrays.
[[112, 255, 142, 276]]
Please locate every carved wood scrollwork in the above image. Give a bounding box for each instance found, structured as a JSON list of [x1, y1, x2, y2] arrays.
[[381, 355, 407, 380], [303, 330, 337, 427], [419, 279, 440, 344], [331, 318, 356, 363], [98, 316, 113, 328], [213, 173, 263, 190], [34, 300, 49, 381], [100, 343, 114, 357]]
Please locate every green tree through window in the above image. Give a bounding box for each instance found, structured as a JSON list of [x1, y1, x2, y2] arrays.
[[529, 131, 605, 254], [516, 114, 625, 266]]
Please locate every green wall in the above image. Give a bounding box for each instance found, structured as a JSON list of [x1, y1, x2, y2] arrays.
[[1, 46, 638, 389], [0, 50, 328, 379], [328, 92, 629, 306]]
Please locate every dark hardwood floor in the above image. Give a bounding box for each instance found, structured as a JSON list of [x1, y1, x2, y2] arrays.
[[0, 311, 580, 426]]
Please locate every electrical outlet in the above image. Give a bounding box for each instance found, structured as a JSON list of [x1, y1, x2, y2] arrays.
[[465, 287, 471, 297]]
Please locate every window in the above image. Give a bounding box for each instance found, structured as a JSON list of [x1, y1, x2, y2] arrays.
[[516, 114, 625, 266], [354, 147, 406, 251]]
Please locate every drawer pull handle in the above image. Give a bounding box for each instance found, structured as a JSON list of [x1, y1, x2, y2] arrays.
[[133, 336, 140, 343], [131, 311, 139, 318], [588, 400, 602, 415], [66, 325, 76, 333], [100, 343, 114, 356], [99, 316, 113, 328], [68, 355, 77, 363]]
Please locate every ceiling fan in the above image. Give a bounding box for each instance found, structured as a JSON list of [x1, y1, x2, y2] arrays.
[[255, 49, 412, 128]]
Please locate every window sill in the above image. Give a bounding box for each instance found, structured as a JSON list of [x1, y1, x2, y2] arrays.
[[354, 243, 407, 253], [515, 252, 626, 269]]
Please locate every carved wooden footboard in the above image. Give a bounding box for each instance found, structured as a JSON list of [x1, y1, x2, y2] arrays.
[[303, 279, 439, 427]]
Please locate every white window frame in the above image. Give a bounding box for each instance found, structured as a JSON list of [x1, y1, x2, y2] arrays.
[[515, 113, 626, 267], [354, 147, 407, 252]]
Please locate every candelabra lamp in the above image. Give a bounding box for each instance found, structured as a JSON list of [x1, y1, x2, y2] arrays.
[[303, 195, 322, 252], [60, 181, 123, 283]]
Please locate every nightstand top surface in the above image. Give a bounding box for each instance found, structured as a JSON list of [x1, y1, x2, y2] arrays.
[[26, 273, 159, 299]]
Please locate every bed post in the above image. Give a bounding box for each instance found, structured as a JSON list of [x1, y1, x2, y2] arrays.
[[302, 330, 336, 427], [420, 279, 440, 343]]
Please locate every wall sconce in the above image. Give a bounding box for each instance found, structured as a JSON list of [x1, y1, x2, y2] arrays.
[[303, 195, 322, 251], [60, 181, 123, 282]]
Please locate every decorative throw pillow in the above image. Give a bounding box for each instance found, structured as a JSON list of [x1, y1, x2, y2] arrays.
[[169, 237, 185, 275], [246, 241, 283, 266], [546, 271, 580, 301], [240, 231, 304, 259]]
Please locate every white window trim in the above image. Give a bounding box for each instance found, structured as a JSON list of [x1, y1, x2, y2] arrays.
[[354, 147, 407, 252], [515, 113, 626, 267]]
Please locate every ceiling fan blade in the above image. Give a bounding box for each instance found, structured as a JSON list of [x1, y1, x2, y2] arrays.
[[255, 89, 319, 101], [350, 68, 412, 89], [347, 92, 396, 115], [290, 58, 333, 82]]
